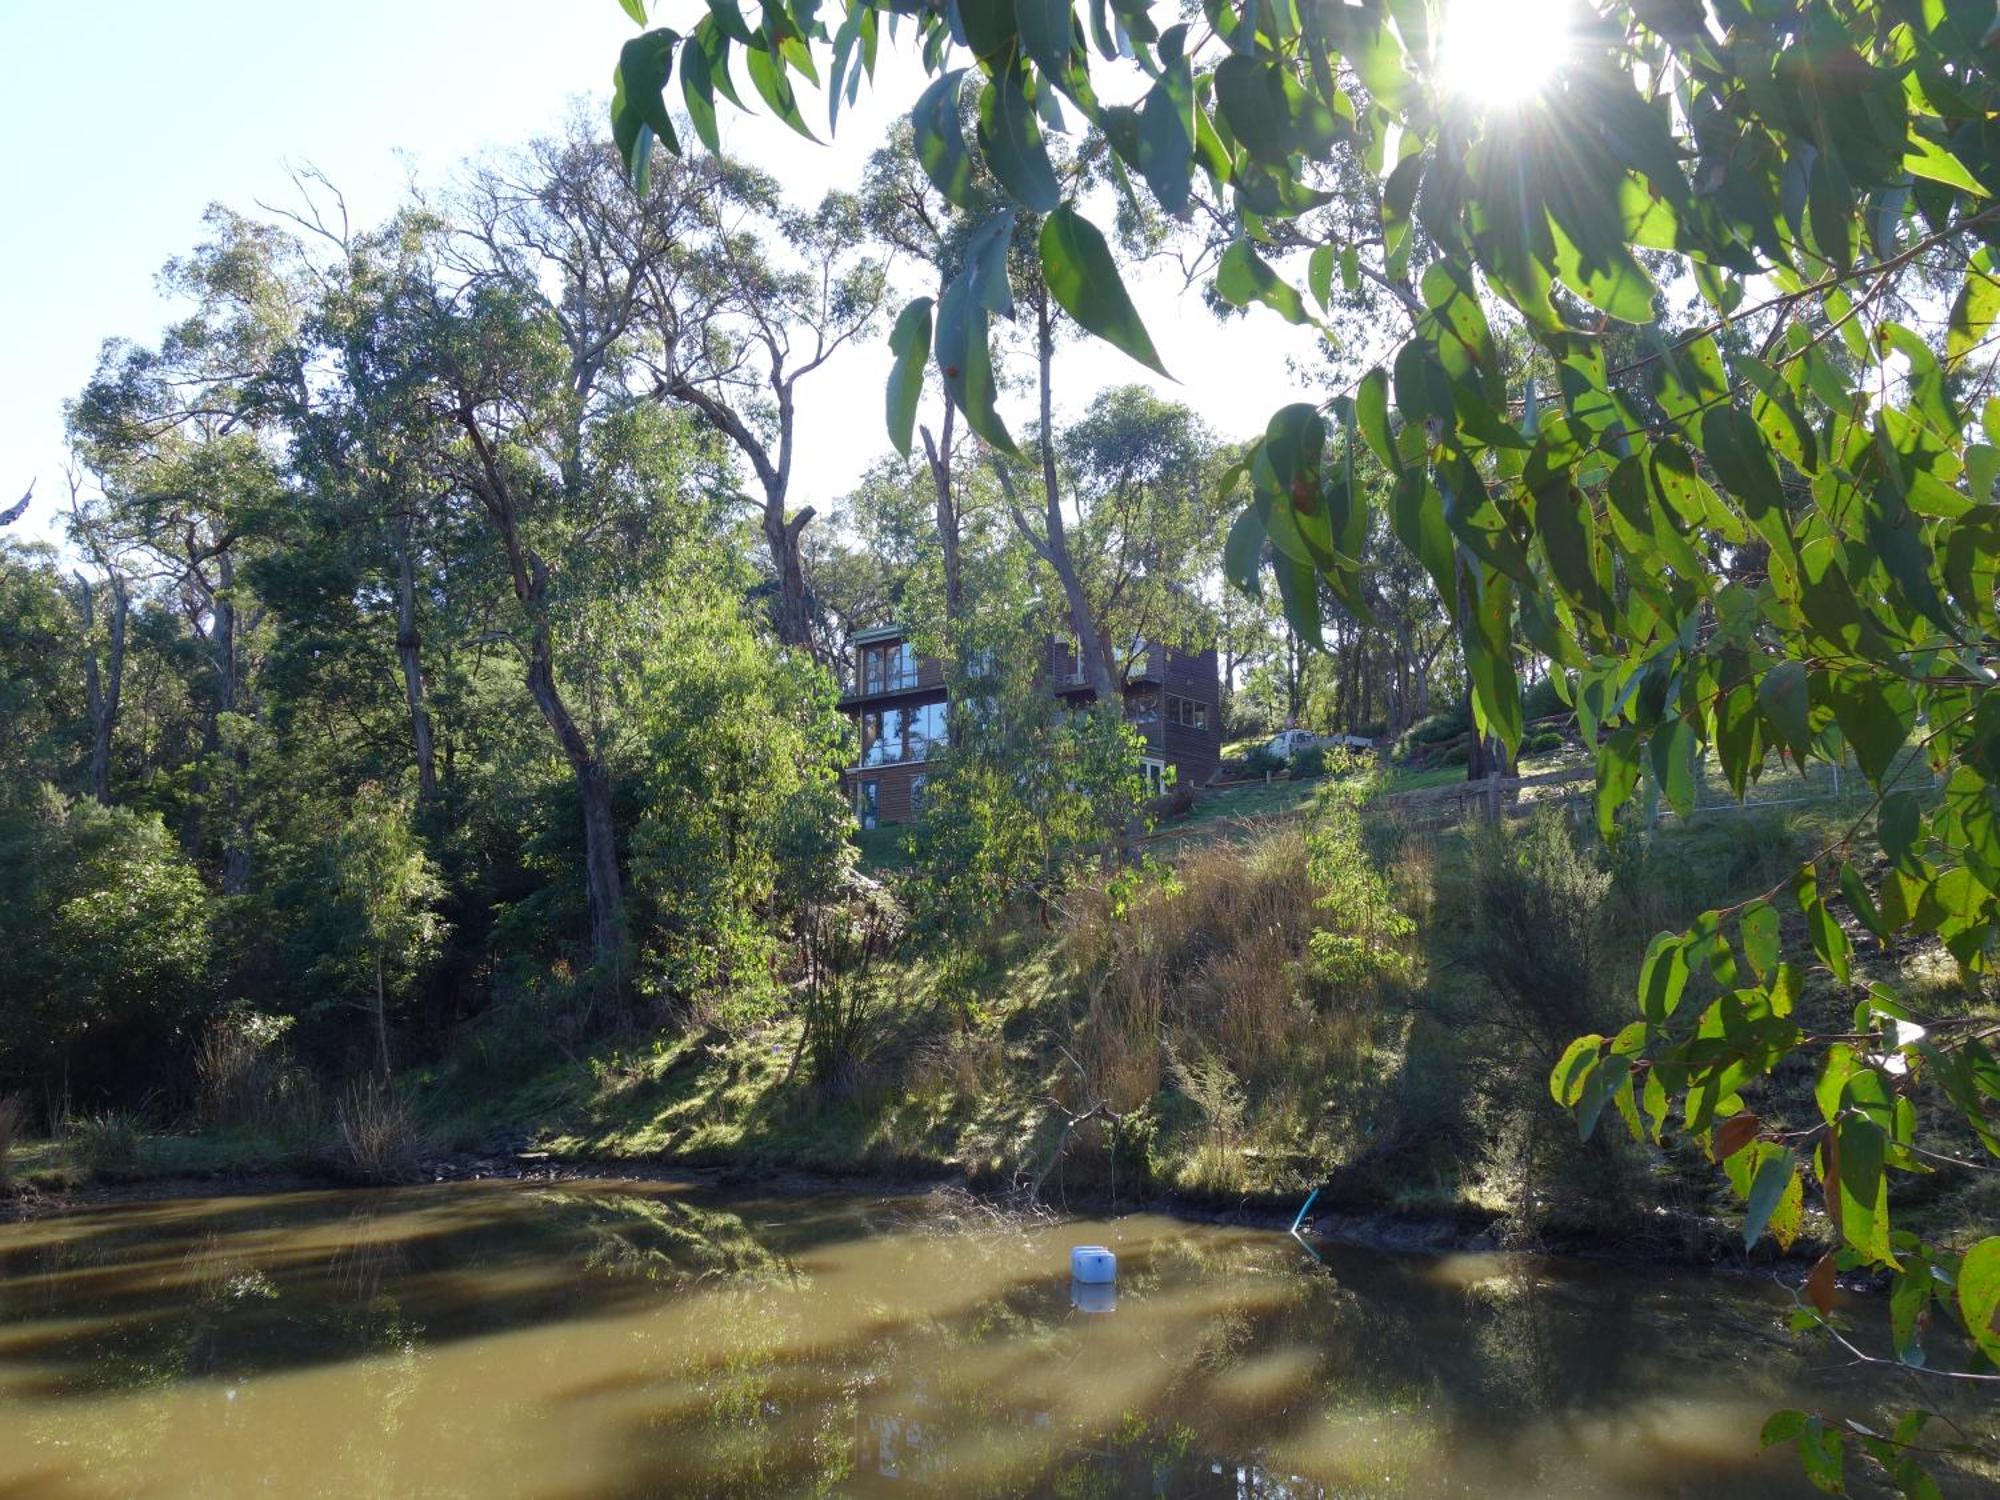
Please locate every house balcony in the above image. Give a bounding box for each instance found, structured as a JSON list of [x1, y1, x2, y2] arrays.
[[839, 659, 945, 708]]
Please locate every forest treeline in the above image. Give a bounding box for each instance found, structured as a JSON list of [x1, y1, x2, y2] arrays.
[[0, 113, 1478, 1119]]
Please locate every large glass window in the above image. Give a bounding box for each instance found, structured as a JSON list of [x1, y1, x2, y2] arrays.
[[860, 711, 896, 766], [860, 640, 919, 693], [908, 701, 947, 760], [860, 701, 947, 764], [1166, 694, 1210, 730], [1128, 688, 1161, 725], [856, 779, 880, 829]]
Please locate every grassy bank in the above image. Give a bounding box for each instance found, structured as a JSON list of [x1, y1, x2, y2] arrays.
[[11, 774, 1993, 1266]]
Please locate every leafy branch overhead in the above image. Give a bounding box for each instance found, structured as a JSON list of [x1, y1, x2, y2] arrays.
[[612, 0, 2000, 1487]]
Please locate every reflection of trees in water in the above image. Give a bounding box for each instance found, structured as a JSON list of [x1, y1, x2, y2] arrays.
[[0, 1186, 1924, 1499]]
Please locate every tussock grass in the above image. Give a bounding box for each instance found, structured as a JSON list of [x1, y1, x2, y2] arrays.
[[334, 1082, 426, 1184]]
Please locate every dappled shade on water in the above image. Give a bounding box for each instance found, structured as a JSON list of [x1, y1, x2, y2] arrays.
[[0, 1181, 1955, 1496]]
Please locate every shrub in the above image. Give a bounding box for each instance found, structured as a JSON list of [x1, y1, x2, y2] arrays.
[[1290, 742, 1328, 779], [333, 1082, 425, 1184], [65, 1111, 141, 1179], [1237, 745, 1285, 777], [1439, 743, 1471, 767], [195, 1012, 320, 1141], [0, 1095, 23, 1191], [1521, 674, 1567, 723], [1399, 706, 1472, 752], [1523, 729, 1566, 756], [1304, 777, 1417, 1002]]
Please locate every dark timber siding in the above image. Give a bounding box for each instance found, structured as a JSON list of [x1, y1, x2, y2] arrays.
[[842, 632, 1223, 824]]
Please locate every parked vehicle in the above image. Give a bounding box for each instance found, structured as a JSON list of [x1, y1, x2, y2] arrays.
[[1267, 729, 1375, 762], [1267, 728, 1320, 761]]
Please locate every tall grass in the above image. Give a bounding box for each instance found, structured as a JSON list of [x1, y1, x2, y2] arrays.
[[194, 1013, 322, 1144], [333, 1082, 425, 1184], [0, 1095, 24, 1191]]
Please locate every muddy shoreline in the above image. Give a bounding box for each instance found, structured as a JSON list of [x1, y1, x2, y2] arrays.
[[0, 1145, 1821, 1277]]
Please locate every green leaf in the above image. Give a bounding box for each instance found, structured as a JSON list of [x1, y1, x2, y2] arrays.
[[1307, 246, 1334, 311], [1650, 718, 1698, 819], [1638, 929, 1689, 1023], [1743, 1146, 1799, 1250], [611, 29, 682, 191], [618, 0, 648, 24], [1224, 504, 1266, 597], [1039, 206, 1168, 377], [1759, 661, 1813, 764], [1137, 53, 1195, 215], [1949, 247, 2000, 372], [1217, 240, 1313, 326], [934, 220, 1017, 454], [1741, 900, 1780, 980], [1903, 129, 1989, 194], [1958, 1237, 2000, 1367], [1015, 0, 1079, 94], [913, 70, 977, 210], [1595, 728, 1641, 839], [1356, 368, 1397, 472], [977, 65, 1061, 213], [1827, 675, 1914, 790], [1796, 863, 1854, 984], [1551, 1033, 1604, 1106], [1463, 566, 1522, 754], [1835, 1114, 1895, 1267], [744, 37, 817, 142], [884, 297, 933, 459], [679, 26, 723, 153]]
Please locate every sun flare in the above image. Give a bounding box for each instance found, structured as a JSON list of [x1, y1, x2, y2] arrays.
[[1436, 0, 1578, 108]]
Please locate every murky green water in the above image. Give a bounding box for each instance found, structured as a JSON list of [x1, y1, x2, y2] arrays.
[[0, 1179, 1959, 1497]]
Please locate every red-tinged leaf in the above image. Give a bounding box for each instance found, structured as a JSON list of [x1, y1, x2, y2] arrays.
[[1804, 1251, 1838, 1316]]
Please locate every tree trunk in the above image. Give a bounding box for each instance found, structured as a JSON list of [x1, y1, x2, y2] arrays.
[[212, 553, 253, 896], [462, 412, 627, 998], [764, 502, 816, 652], [923, 403, 963, 629], [1032, 294, 1118, 704], [393, 517, 438, 798], [77, 571, 129, 804], [374, 948, 391, 1079]]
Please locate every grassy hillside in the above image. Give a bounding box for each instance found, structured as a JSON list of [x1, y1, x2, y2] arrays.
[[11, 764, 1991, 1266]]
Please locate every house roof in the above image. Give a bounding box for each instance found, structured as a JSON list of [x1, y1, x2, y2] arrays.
[[850, 624, 907, 646]]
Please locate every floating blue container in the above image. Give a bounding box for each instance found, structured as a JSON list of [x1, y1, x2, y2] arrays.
[[1070, 1278, 1116, 1314], [1070, 1244, 1117, 1284]]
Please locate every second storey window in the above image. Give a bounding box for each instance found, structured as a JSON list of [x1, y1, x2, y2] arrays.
[[860, 640, 919, 693], [860, 700, 947, 765], [1166, 695, 1210, 731]]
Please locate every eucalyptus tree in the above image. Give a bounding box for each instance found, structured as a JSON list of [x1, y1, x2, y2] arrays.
[[1063, 385, 1232, 670], [614, 0, 2000, 1481], [638, 169, 888, 654], [61, 465, 136, 804], [67, 208, 309, 890]]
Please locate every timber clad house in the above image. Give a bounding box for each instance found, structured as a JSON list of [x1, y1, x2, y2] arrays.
[[839, 625, 1224, 827]]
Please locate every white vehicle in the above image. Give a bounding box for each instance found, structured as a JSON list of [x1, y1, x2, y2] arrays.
[[1268, 729, 1374, 761], [1267, 729, 1320, 760]]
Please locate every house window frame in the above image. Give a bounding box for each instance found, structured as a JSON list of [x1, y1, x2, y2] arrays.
[[856, 778, 880, 829], [858, 700, 947, 767], [1141, 756, 1171, 799], [1166, 694, 1210, 731], [860, 640, 920, 694]]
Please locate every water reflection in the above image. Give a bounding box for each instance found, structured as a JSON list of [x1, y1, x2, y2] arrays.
[[0, 1180, 1974, 1497]]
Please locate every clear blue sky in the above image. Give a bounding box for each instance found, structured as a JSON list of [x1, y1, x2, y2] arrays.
[[1, 2, 1319, 550]]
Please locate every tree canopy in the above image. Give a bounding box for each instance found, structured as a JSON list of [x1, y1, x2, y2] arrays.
[[611, 0, 2000, 1485]]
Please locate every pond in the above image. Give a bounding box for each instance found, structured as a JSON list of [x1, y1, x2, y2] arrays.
[[0, 1179, 1958, 1497]]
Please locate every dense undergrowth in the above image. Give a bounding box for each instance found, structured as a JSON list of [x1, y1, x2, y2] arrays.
[[11, 777, 1994, 1266]]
